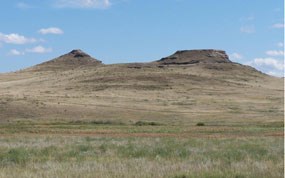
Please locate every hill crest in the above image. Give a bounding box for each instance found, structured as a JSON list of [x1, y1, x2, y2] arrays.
[[157, 49, 231, 65], [31, 49, 102, 71]]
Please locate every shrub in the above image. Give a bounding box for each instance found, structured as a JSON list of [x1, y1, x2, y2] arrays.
[[90, 120, 124, 125], [134, 121, 161, 126], [196, 122, 205, 126]]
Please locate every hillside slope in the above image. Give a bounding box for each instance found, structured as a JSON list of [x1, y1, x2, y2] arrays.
[[0, 49, 283, 125]]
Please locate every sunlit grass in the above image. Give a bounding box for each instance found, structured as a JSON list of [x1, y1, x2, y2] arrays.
[[0, 121, 283, 178]]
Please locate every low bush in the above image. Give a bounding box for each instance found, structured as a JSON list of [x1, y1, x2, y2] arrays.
[[134, 121, 161, 126], [196, 122, 205, 126]]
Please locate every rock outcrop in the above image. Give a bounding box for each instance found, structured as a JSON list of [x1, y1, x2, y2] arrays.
[[157, 49, 231, 65], [46, 49, 102, 66], [31, 49, 102, 71]]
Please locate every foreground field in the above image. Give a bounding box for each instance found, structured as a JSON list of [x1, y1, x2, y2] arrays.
[[0, 121, 283, 178]]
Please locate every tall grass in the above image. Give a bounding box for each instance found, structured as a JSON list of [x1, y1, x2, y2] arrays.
[[0, 134, 283, 178]]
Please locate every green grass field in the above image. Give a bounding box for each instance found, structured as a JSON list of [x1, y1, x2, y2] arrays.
[[0, 120, 283, 178]]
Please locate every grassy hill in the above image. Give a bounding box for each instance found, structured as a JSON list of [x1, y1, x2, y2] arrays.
[[0, 49, 283, 178], [0, 49, 283, 125]]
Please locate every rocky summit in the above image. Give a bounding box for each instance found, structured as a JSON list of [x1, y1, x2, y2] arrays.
[[157, 49, 231, 65], [68, 49, 93, 58], [30, 49, 102, 71]]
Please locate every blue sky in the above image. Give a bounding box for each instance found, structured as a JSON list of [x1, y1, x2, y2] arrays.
[[0, 0, 284, 76]]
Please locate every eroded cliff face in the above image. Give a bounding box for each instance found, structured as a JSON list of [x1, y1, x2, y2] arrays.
[[157, 49, 231, 65]]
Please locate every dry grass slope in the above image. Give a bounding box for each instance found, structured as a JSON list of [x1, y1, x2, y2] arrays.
[[0, 49, 283, 177], [0, 49, 283, 124]]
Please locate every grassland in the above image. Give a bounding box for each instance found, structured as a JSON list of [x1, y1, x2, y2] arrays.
[[0, 51, 283, 177], [0, 120, 283, 178]]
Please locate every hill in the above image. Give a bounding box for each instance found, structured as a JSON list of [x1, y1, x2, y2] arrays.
[[156, 49, 231, 65], [28, 49, 102, 71], [0, 49, 283, 125]]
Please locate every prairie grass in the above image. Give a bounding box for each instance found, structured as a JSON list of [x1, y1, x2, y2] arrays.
[[0, 121, 283, 178]]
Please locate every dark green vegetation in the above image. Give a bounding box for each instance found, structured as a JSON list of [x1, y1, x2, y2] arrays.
[[196, 122, 205, 126]]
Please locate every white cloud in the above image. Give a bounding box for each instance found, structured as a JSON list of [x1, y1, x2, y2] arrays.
[[8, 49, 24, 56], [230, 53, 243, 60], [267, 71, 283, 77], [252, 58, 284, 71], [55, 0, 111, 9], [248, 57, 284, 77], [38, 27, 64, 35], [265, 50, 284, 56], [26, 45, 52, 53], [240, 25, 255, 33], [272, 23, 285, 28], [0, 33, 36, 44], [16, 2, 33, 9], [277, 42, 284, 47]]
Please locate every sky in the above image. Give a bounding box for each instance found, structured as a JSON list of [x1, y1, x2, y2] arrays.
[[0, 0, 284, 76]]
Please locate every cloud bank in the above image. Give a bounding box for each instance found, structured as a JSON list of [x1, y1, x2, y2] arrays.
[[248, 57, 284, 77]]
